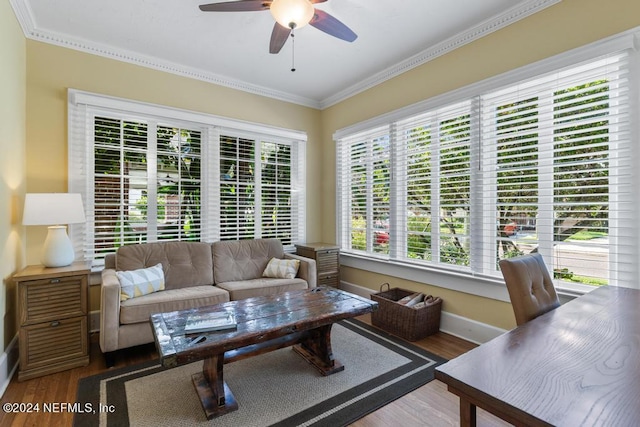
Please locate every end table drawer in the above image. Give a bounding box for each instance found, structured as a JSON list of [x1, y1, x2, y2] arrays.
[[20, 316, 88, 371], [20, 276, 87, 325], [316, 251, 339, 271], [319, 274, 339, 288]]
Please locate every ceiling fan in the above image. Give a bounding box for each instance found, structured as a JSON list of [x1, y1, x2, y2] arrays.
[[199, 0, 357, 55]]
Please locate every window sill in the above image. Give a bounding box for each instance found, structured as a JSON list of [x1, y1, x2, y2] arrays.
[[340, 253, 587, 303]]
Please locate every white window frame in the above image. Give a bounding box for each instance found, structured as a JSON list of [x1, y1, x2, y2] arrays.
[[335, 28, 640, 300], [68, 90, 306, 268]]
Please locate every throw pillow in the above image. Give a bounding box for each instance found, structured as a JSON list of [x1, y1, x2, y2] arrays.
[[117, 263, 165, 301], [262, 257, 300, 279]]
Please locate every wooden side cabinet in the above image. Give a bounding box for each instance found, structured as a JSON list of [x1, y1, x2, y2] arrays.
[[13, 261, 91, 381], [295, 243, 340, 288]]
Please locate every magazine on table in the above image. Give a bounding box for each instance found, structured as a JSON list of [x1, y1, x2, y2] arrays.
[[184, 311, 237, 334]]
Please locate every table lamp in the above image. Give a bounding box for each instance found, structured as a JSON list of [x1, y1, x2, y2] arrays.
[[22, 193, 86, 268]]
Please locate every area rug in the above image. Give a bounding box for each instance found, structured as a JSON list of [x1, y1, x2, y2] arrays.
[[73, 319, 446, 427]]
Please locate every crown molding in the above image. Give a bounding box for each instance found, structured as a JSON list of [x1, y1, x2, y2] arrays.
[[9, 0, 322, 109], [319, 0, 562, 109], [10, 0, 561, 111]]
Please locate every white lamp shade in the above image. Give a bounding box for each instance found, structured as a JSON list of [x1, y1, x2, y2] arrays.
[[23, 193, 86, 225], [23, 193, 86, 268], [270, 0, 315, 29]]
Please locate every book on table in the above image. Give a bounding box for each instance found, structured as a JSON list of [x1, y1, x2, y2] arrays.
[[184, 311, 237, 334]]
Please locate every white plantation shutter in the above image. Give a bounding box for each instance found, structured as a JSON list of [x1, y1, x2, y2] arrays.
[[73, 111, 209, 263], [202, 127, 220, 243], [218, 132, 304, 248], [68, 101, 90, 261], [68, 90, 306, 267], [435, 103, 473, 268], [93, 115, 150, 256], [219, 132, 304, 248], [336, 125, 391, 256], [481, 52, 632, 287], [335, 35, 638, 291], [156, 124, 204, 241], [219, 134, 256, 240], [392, 100, 475, 270], [395, 112, 434, 263], [260, 139, 294, 245]]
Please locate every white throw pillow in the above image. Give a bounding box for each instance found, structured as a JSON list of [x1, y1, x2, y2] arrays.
[[262, 257, 300, 279], [117, 263, 165, 301]]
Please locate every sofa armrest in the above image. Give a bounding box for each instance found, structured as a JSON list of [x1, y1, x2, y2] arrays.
[[285, 253, 317, 289], [100, 268, 122, 353]]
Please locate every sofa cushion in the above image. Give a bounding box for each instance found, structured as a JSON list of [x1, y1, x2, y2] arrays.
[[117, 263, 165, 301], [119, 285, 229, 325], [216, 277, 308, 301], [263, 257, 300, 279], [116, 241, 214, 290], [213, 238, 285, 283]]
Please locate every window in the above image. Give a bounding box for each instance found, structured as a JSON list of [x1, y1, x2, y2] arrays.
[[338, 126, 390, 255], [68, 91, 306, 267], [92, 117, 204, 254], [336, 34, 638, 292], [220, 134, 303, 243], [395, 102, 474, 268]]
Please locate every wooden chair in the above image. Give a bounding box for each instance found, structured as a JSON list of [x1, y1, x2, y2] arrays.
[[499, 253, 560, 326]]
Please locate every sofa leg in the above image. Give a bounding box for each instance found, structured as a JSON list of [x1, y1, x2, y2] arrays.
[[104, 351, 116, 368]]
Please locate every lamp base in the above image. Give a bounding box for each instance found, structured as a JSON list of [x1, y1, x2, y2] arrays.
[[41, 226, 75, 268]]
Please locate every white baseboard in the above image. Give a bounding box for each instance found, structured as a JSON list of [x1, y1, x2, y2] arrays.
[[0, 335, 19, 398], [339, 281, 506, 345]]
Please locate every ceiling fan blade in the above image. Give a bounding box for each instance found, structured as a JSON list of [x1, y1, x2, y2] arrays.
[[269, 22, 291, 54], [199, 1, 271, 12], [310, 9, 357, 42]]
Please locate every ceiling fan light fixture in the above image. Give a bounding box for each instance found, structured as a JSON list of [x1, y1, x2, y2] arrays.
[[270, 0, 315, 30]]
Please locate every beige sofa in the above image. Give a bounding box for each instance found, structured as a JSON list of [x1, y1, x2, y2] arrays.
[[100, 238, 316, 365]]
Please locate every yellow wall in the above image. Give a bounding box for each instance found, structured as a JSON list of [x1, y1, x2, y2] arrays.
[[0, 1, 27, 353], [320, 0, 640, 330]]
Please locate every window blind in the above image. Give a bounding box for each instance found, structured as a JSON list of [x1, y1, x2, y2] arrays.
[[68, 90, 306, 267], [481, 53, 632, 286], [219, 133, 303, 246], [336, 45, 636, 291], [336, 125, 391, 256], [391, 100, 475, 269]]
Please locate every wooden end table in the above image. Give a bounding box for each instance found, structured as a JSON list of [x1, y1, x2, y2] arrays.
[[13, 261, 91, 381]]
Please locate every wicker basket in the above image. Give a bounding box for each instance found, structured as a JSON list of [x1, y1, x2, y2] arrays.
[[370, 283, 442, 341]]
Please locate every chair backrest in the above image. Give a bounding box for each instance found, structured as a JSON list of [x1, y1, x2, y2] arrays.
[[499, 253, 560, 326]]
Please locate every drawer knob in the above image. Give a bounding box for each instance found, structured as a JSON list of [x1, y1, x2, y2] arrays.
[[50, 321, 61, 327], [50, 279, 60, 284]]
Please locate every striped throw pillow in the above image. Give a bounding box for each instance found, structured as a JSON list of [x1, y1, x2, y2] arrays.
[[117, 263, 165, 301], [262, 258, 300, 279]]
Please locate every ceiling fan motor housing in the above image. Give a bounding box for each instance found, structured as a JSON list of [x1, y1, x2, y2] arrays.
[[270, 0, 315, 29]]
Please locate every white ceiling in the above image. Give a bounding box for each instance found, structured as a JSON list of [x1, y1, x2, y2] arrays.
[[11, 0, 560, 109]]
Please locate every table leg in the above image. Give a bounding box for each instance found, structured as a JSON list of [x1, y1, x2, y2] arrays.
[[459, 396, 477, 427], [293, 324, 344, 376], [191, 353, 238, 419]]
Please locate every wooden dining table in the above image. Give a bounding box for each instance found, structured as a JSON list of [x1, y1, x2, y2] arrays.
[[435, 286, 640, 427]]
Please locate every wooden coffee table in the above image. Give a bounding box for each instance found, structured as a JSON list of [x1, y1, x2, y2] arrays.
[[150, 287, 378, 419]]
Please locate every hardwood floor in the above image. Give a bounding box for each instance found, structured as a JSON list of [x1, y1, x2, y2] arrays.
[[0, 314, 510, 426]]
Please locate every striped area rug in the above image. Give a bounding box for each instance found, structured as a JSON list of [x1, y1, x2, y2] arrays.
[[74, 319, 446, 427]]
